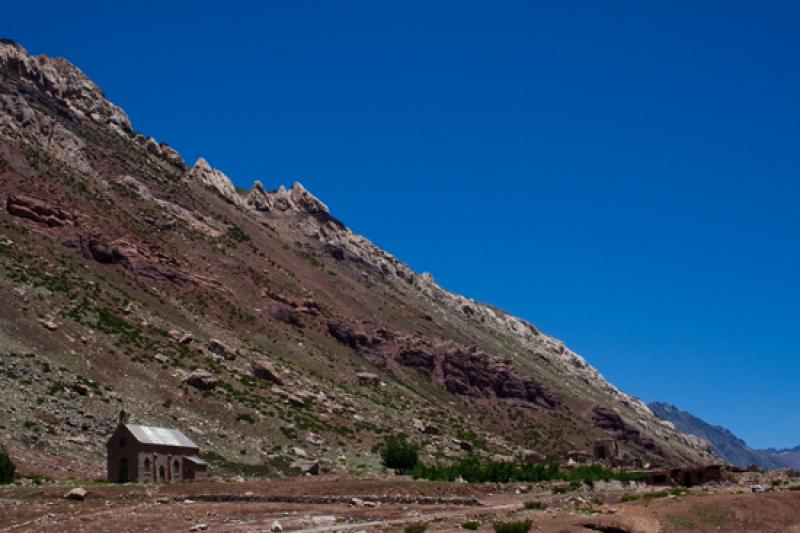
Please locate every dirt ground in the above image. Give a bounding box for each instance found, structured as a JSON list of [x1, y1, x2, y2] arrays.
[[1, 477, 800, 532]]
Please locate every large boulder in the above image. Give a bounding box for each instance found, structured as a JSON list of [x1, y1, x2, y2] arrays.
[[207, 339, 236, 360], [328, 321, 371, 350], [64, 487, 87, 501], [184, 369, 218, 390], [356, 372, 381, 386], [289, 459, 319, 475], [271, 306, 304, 328], [251, 360, 283, 385]]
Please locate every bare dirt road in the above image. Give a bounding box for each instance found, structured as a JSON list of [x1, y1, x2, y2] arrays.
[[2, 478, 800, 532]]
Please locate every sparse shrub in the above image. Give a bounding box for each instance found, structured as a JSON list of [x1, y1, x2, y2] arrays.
[[643, 490, 669, 499], [493, 519, 532, 533], [380, 434, 419, 473], [404, 523, 427, 533], [462, 520, 480, 530], [620, 492, 640, 502], [666, 515, 695, 528], [236, 413, 255, 424], [523, 500, 546, 510], [0, 448, 15, 484], [690, 503, 731, 526]]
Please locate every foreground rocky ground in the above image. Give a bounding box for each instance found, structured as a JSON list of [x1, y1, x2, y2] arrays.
[[2, 476, 800, 532]]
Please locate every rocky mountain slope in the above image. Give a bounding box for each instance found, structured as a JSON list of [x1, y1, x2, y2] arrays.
[[0, 40, 716, 479], [649, 402, 797, 470]]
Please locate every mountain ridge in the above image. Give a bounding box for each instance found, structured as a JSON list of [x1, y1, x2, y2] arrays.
[[649, 402, 798, 470], [0, 40, 716, 478]]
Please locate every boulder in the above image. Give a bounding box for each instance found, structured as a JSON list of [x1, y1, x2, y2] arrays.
[[289, 459, 319, 475], [64, 487, 87, 501], [207, 339, 235, 360], [454, 439, 474, 452], [356, 372, 381, 386], [251, 360, 283, 385], [328, 321, 371, 350], [38, 318, 58, 331], [271, 306, 304, 328], [290, 447, 308, 457], [184, 369, 218, 390]]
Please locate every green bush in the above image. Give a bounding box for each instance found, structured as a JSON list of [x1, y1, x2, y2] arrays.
[[523, 500, 546, 510], [493, 519, 532, 533], [0, 449, 15, 484], [411, 455, 643, 485], [236, 413, 255, 424], [620, 492, 640, 502], [462, 520, 480, 530], [380, 434, 419, 473], [412, 455, 560, 483], [404, 524, 427, 533]]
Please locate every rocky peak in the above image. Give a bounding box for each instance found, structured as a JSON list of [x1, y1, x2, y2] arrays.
[[289, 182, 329, 214], [245, 180, 271, 212], [188, 158, 244, 207], [245, 180, 331, 217], [0, 40, 132, 137]]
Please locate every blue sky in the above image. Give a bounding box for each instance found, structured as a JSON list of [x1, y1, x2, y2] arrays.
[[5, 1, 799, 449]]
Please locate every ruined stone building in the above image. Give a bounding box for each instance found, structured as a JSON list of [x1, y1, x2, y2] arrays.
[[593, 439, 620, 461], [106, 422, 208, 483]]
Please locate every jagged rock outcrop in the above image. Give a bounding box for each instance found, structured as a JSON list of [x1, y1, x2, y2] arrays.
[[246, 181, 339, 225], [0, 40, 131, 136], [188, 158, 244, 207], [0, 40, 184, 170]]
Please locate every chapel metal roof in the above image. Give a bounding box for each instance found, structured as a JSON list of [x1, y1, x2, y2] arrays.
[[124, 424, 199, 449]]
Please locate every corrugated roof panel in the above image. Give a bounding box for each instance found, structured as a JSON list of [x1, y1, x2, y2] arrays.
[[125, 424, 198, 449]]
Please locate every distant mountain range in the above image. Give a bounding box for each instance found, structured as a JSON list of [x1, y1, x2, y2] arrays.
[[649, 402, 800, 470]]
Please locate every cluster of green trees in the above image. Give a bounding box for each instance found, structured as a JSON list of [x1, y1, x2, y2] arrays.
[[379, 434, 645, 485]]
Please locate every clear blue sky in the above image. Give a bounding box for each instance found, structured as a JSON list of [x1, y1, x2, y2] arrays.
[[5, 1, 799, 449]]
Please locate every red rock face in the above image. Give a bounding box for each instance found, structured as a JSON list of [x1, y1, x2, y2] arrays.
[[6, 194, 70, 227], [440, 346, 561, 408], [590, 406, 664, 456], [326, 321, 563, 409]]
